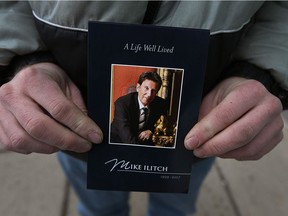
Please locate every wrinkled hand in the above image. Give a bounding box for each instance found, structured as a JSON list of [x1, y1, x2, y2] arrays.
[[0, 63, 103, 154], [184, 77, 284, 160]]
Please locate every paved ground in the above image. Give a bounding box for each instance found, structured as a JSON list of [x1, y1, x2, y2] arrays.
[[1, 111, 288, 216]]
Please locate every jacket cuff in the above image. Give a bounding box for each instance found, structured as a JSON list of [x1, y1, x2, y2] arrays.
[[222, 61, 288, 110], [0, 51, 56, 85]]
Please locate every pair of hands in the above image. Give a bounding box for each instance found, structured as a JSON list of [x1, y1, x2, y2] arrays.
[[0, 63, 284, 160]]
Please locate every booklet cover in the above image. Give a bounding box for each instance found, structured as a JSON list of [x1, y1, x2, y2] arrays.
[[87, 21, 209, 193]]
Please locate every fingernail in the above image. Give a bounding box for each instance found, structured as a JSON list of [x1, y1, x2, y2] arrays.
[[184, 135, 200, 150], [193, 149, 207, 158], [88, 130, 103, 144]]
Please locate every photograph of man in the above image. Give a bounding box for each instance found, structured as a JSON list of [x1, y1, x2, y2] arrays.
[[110, 71, 168, 145]]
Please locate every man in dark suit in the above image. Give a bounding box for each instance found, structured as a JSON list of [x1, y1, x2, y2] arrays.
[[111, 71, 167, 145]]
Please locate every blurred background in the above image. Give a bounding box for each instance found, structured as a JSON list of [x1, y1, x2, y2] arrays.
[[1, 112, 287, 216]]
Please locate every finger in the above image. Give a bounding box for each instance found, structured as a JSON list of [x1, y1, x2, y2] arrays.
[[184, 81, 278, 150], [184, 87, 258, 150], [67, 80, 88, 114], [23, 110, 93, 152], [138, 132, 145, 140], [26, 79, 103, 144], [5, 95, 93, 153], [0, 108, 59, 154], [219, 116, 284, 160], [192, 100, 282, 158]]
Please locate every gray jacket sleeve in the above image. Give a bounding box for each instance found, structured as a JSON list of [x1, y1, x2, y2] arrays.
[[0, 1, 47, 82], [233, 1, 288, 90]]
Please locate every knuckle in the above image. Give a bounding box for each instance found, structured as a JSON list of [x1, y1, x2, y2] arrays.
[[55, 134, 74, 150], [270, 94, 282, 107], [6, 132, 27, 152], [206, 143, 226, 156], [0, 83, 15, 102], [235, 80, 267, 103], [56, 141, 69, 150], [55, 134, 90, 152], [24, 116, 46, 138], [246, 80, 267, 97], [71, 118, 87, 132], [215, 106, 234, 126], [17, 66, 40, 81], [237, 125, 255, 143], [48, 99, 70, 121], [265, 96, 283, 115], [48, 100, 89, 134], [200, 122, 215, 140]]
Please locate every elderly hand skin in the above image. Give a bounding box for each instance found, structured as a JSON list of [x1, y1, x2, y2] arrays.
[[184, 77, 284, 161], [0, 63, 103, 154]]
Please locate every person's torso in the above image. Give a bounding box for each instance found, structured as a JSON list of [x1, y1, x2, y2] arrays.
[[29, 1, 264, 96]]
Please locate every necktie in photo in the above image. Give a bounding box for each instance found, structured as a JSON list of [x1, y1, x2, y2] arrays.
[[139, 107, 148, 130]]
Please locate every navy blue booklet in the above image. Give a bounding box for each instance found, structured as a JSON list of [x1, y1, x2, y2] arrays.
[[87, 21, 209, 193]]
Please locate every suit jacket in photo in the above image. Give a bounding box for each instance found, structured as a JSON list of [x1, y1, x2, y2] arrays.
[[110, 92, 167, 145]]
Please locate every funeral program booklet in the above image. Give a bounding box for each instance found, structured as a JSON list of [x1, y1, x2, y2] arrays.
[[87, 21, 209, 193]]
